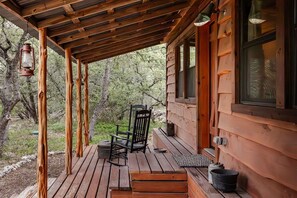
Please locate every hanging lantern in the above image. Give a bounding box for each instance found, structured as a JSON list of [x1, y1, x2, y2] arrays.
[[19, 43, 35, 77]]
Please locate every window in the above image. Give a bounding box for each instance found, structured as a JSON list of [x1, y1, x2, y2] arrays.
[[233, 0, 297, 122], [176, 34, 196, 102], [240, 0, 276, 106]]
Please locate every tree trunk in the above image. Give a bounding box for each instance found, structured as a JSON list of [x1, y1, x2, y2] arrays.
[[0, 17, 25, 156], [89, 60, 111, 140]]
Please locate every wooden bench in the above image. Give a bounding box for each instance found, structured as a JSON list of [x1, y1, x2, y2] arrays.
[[152, 128, 251, 198], [128, 152, 188, 198]]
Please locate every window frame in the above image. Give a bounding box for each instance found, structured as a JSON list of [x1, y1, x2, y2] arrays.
[[175, 33, 197, 104], [232, 0, 297, 123]]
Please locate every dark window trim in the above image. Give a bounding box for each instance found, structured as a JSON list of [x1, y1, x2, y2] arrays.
[[231, 104, 297, 123], [175, 31, 197, 104]]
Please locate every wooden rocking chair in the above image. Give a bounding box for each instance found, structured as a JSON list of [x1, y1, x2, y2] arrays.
[[108, 109, 151, 166]]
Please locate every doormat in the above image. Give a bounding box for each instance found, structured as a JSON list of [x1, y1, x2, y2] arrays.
[[173, 154, 212, 167]]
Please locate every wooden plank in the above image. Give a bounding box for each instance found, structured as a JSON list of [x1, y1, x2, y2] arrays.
[[37, 27, 48, 198], [119, 166, 130, 190], [136, 153, 151, 174], [76, 59, 83, 157], [220, 151, 297, 198], [54, 146, 96, 197], [218, 73, 232, 94], [218, 19, 232, 39], [153, 130, 181, 155], [65, 146, 96, 197], [85, 158, 105, 197], [145, 153, 162, 173], [187, 168, 222, 198], [109, 165, 120, 189], [131, 173, 187, 181], [46, 0, 185, 34], [217, 36, 232, 57], [218, 113, 297, 160], [83, 40, 161, 63], [132, 192, 188, 198], [96, 160, 111, 198], [132, 181, 187, 193], [38, 0, 139, 28], [219, 130, 297, 191], [22, 0, 83, 17], [154, 153, 174, 173], [217, 1, 232, 24], [111, 190, 132, 198], [74, 31, 166, 58], [217, 54, 232, 75], [75, 147, 99, 197], [218, 94, 232, 114], [163, 153, 185, 173], [128, 153, 140, 174], [48, 147, 89, 197]]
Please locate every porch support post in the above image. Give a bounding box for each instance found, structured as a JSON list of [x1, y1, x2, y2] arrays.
[[76, 59, 83, 157], [37, 27, 48, 198], [65, 48, 73, 174], [84, 63, 89, 146]]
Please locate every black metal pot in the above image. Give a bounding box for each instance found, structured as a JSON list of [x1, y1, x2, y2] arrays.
[[210, 169, 239, 192]]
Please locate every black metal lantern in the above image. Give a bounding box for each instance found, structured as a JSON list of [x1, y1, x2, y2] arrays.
[[19, 43, 35, 77]]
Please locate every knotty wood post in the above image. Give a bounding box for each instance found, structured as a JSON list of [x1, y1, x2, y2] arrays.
[[65, 48, 73, 174], [76, 59, 83, 157], [84, 63, 89, 146], [37, 28, 48, 198]]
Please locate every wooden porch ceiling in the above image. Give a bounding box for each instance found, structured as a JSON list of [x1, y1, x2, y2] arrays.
[[0, 0, 197, 63]]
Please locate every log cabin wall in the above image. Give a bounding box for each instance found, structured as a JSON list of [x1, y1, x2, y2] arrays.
[[215, 0, 297, 197], [166, 23, 197, 152], [166, 0, 297, 196]]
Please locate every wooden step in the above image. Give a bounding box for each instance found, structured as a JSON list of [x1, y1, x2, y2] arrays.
[[110, 190, 132, 198], [132, 192, 188, 198], [132, 181, 188, 193]]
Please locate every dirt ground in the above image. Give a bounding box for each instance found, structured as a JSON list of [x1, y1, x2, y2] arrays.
[[0, 154, 64, 198]]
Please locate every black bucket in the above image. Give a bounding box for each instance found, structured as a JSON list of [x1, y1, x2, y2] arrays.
[[210, 169, 239, 192]]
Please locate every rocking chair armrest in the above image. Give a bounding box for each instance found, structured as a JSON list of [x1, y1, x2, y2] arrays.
[[110, 134, 129, 141]]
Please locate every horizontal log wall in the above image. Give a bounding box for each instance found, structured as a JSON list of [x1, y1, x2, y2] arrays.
[[216, 0, 297, 196], [166, 26, 197, 151]]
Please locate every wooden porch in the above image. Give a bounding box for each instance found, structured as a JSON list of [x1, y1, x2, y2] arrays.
[[27, 128, 249, 198]]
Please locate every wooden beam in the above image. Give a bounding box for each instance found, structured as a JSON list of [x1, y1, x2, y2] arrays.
[[72, 30, 168, 55], [76, 59, 83, 157], [37, 27, 48, 198], [63, 4, 85, 32], [83, 40, 161, 63], [38, 0, 140, 28], [22, 0, 83, 17], [79, 36, 163, 60], [64, 17, 177, 49], [57, 2, 188, 44], [48, 0, 185, 37], [76, 32, 167, 59], [165, 0, 205, 44], [84, 63, 89, 146], [71, 15, 179, 54], [65, 48, 73, 175]]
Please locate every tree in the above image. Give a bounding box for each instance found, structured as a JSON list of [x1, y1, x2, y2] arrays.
[[0, 17, 26, 156], [89, 58, 112, 140]]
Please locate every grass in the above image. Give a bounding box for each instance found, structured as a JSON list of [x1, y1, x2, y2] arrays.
[[1, 119, 163, 160]]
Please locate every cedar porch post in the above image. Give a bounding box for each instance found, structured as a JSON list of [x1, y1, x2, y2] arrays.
[[37, 28, 48, 198], [84, 63, 89, 146], [76, 59, 83, 157], [65, 48, 73, 174]]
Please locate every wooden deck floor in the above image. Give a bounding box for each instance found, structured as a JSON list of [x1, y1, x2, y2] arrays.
[[47, 145, 132, 198]]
